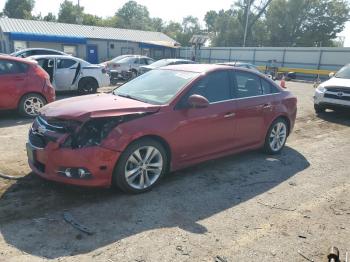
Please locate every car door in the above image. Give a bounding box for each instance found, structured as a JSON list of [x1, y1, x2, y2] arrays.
[[54, 58, 78, 91], [231, 70, 271, 148], [172, 70, 237, 163], [0, 60, 28, 109]]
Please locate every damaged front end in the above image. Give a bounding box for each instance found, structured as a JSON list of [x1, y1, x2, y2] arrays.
[[30, 112, 152, 151], [62, 113, 149, 149]]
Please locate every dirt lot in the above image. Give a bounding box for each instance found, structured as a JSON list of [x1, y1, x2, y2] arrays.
[[0, 82, 349, 262]]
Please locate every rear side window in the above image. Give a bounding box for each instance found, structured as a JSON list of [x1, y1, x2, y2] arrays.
[[261, 78, 280, 94], [0, 60, 28, 75], [57, 59, 76, 69], [185, 71, 232, 103], [233, 71, 263, 98]]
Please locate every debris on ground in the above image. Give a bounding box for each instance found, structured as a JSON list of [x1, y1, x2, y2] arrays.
[[63, 212, 94, 235]]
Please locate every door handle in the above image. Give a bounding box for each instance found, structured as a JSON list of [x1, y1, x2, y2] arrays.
[[262, 103, 272, 109], [224, 112, 236, 118]]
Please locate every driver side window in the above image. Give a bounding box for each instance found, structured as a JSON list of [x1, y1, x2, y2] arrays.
[[177, 70, 232, 109]]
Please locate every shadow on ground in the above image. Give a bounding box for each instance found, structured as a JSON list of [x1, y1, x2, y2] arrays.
[[316, 110, 350, 127], [0, 146, 309, 258]]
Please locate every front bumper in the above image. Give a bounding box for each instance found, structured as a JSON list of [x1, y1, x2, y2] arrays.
[[27, 142, 121, 187], [314, 89, 350, 109]]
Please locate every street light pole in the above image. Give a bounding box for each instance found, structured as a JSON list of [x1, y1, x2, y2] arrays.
[[243, 0, 251, 47]]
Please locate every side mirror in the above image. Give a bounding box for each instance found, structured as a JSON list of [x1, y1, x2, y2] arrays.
[[329, 72, 335, 78], [188, 94, 209, 109], [48, 59, 54, 68]]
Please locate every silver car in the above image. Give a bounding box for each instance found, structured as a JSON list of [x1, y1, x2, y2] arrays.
[[105, 55, 155, 80], [139, 59, 196, 74]]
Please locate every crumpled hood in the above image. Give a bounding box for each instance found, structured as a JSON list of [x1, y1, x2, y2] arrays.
[[322, 77, 350, 89], [40, 93, 161, 121]]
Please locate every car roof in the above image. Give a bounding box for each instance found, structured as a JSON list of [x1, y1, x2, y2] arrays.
[[218, 62, 254, 66], [29, 54, 83, 61], [0, 54, 37, 64], [161, 64, 233, 73], [14, 48, 66, 53]]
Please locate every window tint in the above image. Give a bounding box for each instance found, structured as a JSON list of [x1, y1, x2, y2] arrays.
[[261, 78, 280, 94], [233, 71, 263, 98], [147, 59, 154, 65], [186, 71, 232, 103], [0, 60, 28, 75], [57, 59, 76, 69]]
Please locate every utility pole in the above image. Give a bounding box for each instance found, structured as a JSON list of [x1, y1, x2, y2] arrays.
[[76, 0, 83, 24], [243, 0, 251, 47]]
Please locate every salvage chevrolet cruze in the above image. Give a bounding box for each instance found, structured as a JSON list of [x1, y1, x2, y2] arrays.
[[27, 64, 297, 193]]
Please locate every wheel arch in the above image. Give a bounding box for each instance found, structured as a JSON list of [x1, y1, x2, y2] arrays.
[[269, 115, 291, 136], [78, 76, 99, 88], [17, 92, 47, 109]]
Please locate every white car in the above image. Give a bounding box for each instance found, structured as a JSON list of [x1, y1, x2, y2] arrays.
[[105, 55, 155, 80], [30, 55, 110, 94], [11, 48, 67, 58], [314, 64, 350, 113]]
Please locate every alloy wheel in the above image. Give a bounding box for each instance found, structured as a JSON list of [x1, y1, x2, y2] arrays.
[[269, 122, 287, 152], [125, 146, 163, 190], [23, 96, 44, 116]]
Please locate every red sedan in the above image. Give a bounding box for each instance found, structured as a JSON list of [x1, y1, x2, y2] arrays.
[[27, 64, 297, 193], [0, 55, 55, 117]]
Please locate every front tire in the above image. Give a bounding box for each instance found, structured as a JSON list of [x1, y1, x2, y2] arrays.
[[18, 93, 46, 118], [113, 138, 168, 194], [314, 104, 326, 114], [264, 118, 288, 154]]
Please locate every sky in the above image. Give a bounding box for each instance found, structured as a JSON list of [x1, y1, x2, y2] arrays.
[[0, 0, 349, 46]]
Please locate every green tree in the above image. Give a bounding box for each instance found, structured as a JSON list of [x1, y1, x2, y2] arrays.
[[3, 0, 35, 19], [265, 0, 350, 46], [43, 12, 57, 22], [57, 0, 84, 24], [115, 1, 152, 30], [82, 14, 103, 26], [150, 17, 164, 32]]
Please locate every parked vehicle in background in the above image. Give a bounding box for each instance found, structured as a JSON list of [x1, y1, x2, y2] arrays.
[[314, 64, 350, 113], [27, 64, 297, 193], [102, 55, 134, 85], [0, 55, 55, 117], [139, 59, 196, 74], [104, 55, 155, 80], [217, 62, 261, 73], [29, 55, 110, 94], [11, 48, 67, 58]]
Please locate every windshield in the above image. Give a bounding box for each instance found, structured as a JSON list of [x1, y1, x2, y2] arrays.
[[335, 64, 350, 79], [113, 69, 199, 105], [148, 59, 171, 67], [117, 57, 135, 63], [111, 55, 131, 62]]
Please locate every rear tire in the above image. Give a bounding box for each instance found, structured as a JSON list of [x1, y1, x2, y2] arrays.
[[113, 138, 168, 194], [18, 93, 46, 118], [264, 118, 288, 155], [314, 104, 326, 114], [78, 78, 98, 95]]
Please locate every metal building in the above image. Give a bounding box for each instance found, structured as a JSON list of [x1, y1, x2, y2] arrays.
[[0, 18, 179, 63]]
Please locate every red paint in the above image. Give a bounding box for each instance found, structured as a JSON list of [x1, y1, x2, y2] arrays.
[[28, 65, 297, 187], [0, 55, 55, 111]]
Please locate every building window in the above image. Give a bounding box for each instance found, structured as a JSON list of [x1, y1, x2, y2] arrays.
[[110, 43, 115, 49], [13, 41, 27, 52], [63, 45, 77, 56]]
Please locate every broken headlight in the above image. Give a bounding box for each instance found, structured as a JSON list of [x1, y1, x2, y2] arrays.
[[63, 114, 150, 149]]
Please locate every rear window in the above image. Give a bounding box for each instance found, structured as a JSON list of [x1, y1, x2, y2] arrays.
[[57, 59, 77, 69], [0, 60, 28, 75]]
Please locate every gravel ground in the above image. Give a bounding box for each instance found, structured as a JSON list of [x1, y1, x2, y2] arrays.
[[0, 82, 349, 262]]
